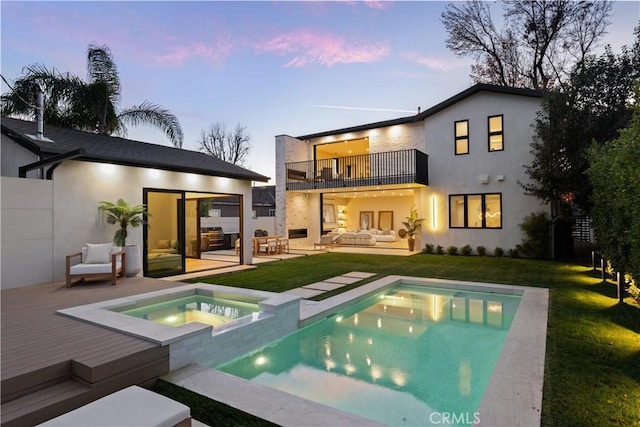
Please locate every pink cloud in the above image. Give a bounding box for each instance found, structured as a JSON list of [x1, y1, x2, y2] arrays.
[[363, 1, 393, 10], [254, 29, 389, 67], [402, 52, 467, 71], [149, 38, 234, 67]]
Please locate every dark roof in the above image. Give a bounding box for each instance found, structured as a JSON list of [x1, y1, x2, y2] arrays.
[[296, 83, 544, 140], [1, 117, 269, 182]]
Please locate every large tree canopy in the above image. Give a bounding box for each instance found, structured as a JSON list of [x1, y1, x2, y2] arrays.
[[1, 43, 184, 147], [522, 27, 639, 215], [441, 0, 613, 90], [197, 122, 251, 166]]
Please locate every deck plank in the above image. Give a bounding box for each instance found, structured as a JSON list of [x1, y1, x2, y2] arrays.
[[1, 277, 189, 424]]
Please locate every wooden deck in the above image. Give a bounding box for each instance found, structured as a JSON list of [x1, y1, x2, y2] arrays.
[[1, 276, 192, 426]]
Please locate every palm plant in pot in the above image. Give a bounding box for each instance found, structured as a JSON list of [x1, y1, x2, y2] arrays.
[[402, 205, 424, 251], [99, 198, 150, 276]]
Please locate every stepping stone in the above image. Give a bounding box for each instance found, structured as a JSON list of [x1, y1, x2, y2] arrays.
[[342, 271, 376, 279], [303, 281, 346, 291], [282, 287, 325, 298], [324, 276, 361, 285]]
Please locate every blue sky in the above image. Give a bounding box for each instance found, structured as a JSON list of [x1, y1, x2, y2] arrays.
[[2, 1, 638, 182]]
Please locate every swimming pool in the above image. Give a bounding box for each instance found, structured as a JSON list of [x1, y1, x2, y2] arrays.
[[114, 294, 260, 328], [217, 283, 521, 426]]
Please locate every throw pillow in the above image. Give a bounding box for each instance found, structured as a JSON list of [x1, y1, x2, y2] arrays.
[[383, 229, 392, 235], [158, 239, 171, 249], [85, 243, 113, 264]]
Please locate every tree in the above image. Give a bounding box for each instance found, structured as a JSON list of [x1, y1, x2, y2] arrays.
[[1, 43, 184, 147], [198, 122, 251, 165], [522, 28, 639, 215], [586, 85, 640, 297], [98, 199, 150, 247], [441, 0, 612, 90]]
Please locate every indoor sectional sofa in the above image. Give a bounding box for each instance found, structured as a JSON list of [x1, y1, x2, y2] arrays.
[[337, 231, 376, 246]]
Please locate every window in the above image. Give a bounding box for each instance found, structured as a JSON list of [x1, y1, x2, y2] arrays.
[[455, 120, 469, 155], [488, 115, 503, 151], [449, 193, 502, 229]]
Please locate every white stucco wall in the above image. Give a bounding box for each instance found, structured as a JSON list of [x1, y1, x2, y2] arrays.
[[1, 177, 54, 289], [47, 160, 254, 281], [1, 135, 41, 178], [2, 140, 272, 288], [421, 91, 549, 252]]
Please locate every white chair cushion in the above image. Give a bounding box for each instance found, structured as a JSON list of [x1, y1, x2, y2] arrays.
[[85, 243, 113, 264], [70, 262, 122, 275]]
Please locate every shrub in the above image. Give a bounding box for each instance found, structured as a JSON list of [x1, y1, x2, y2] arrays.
[[447, 246, 458, 255], [476, 246, 486, 256], [423, 243, 434, 254], [494, 247, 504, 257], [519, 212, 552, 259], [436, 245, 445, 255], [508, 247, 520, 257], [461, 244, 473, 256], [629, 280, 640, 304]]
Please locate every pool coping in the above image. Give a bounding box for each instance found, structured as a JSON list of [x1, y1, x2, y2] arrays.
[[163, 276, 548, 427], [56, 283, 300, 346]]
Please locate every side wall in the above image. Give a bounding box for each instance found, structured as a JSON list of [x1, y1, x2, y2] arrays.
[[275, 135, 309, 239], [51, 160, 255, 281], [1, 177, 54, 289], [422, 92, 549, 252], [1, 135, 41, 178], [1, 148, 255, 288]]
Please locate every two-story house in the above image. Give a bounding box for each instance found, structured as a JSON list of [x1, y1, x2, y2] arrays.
[[275, 84, 549, 253]]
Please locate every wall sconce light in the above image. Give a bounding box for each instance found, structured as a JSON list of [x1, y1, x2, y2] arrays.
[[480, 174, 489, 184], [431, 195, 438, 230]]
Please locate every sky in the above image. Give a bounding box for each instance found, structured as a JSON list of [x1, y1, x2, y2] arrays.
[[2, 1, 638, 184]]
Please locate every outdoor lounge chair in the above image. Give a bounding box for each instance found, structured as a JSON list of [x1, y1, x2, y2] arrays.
[[314, 234, 340, 250], [66, 243, 126, 287]]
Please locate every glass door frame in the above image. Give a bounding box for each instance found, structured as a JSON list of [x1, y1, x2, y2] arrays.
[[143, 188, 186, 278], [143, 187, 245, 278]]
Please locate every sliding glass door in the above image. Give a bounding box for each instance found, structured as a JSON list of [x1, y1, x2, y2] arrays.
[[144, 190, 184, 278], [144, 189, 244, 278]]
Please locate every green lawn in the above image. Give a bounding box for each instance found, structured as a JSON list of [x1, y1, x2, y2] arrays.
[[167, 253, 640, 426]]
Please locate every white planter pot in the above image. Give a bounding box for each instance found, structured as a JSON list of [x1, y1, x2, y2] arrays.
[[125, 245, 141, 277]]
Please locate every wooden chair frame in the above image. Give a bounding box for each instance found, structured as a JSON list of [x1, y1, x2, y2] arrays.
[[66, 249, 126, 288]]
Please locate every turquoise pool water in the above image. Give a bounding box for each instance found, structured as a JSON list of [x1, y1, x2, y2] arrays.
[[116, 295, 259, 328], [218, 284, 521, 426]]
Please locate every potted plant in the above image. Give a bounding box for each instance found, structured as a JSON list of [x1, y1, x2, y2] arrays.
[[99, 198, 150, 276], [402, 205, 424, 251]]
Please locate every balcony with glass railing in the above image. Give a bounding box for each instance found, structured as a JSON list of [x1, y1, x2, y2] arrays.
[[285, 149, 428, 191]]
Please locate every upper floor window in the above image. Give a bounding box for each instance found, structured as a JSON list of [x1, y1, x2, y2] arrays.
[[488, 115, 504, 152], [449, 193, 502, 229], [455, 120, 469, 155]]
